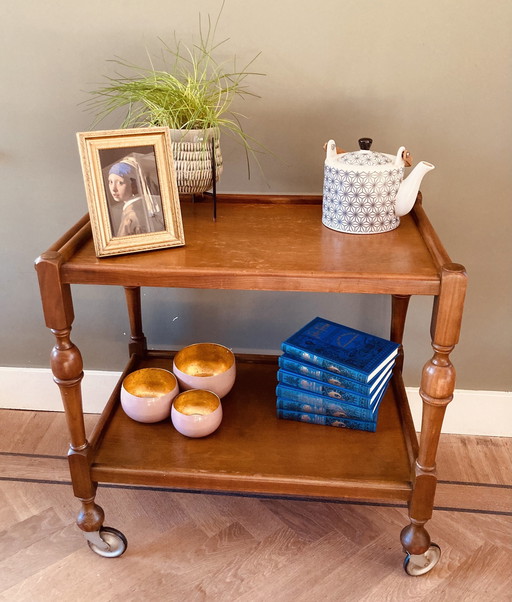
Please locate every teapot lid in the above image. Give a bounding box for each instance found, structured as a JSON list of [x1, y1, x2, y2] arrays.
[[338, 138, 394, 167]]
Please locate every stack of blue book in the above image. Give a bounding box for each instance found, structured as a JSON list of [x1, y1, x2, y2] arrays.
[[276, 317, 400, 432]]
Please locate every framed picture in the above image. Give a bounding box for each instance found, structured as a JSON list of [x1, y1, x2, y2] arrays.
[[77, 127, 185, 257]]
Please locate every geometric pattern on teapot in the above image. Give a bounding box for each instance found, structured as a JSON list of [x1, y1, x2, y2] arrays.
[[322, 165, 403, 234], [339, 151, 392, 167]]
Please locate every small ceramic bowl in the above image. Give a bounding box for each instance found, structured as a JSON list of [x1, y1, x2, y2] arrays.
[[171, 389, 223, 438], [121, 368, 179, 423], [172, 343, 236, 398]]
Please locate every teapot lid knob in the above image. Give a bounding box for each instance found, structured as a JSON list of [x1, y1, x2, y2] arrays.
[[358, 137, 373, 150]]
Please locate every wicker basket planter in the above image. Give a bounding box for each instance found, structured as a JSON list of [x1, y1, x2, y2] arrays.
[[170, 128, 223, 194]]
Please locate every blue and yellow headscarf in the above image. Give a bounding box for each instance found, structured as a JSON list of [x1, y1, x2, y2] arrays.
[[109, 161, 136, 179]]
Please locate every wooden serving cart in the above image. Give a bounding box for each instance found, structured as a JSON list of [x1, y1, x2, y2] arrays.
[[35, 194, 466, 574]]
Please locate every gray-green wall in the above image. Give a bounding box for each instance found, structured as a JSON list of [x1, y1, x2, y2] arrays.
[[2, 1, 511, 392]]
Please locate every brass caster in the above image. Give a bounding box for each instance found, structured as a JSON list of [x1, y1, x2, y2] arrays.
[[85, 526, 127, 558], [403, 542, 441, 576]]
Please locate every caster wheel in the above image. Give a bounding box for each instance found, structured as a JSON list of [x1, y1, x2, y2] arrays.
[[87, 526, 128, 558], [403, 543, 441, 576]]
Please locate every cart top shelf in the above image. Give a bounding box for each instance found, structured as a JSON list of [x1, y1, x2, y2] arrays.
[[41, 195, 452, 295]]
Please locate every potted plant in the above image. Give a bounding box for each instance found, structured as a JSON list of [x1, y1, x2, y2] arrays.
[[86, 3, 263, 194]]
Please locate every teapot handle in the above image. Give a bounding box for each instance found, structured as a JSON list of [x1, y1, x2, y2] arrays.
[[324, 141, 346, 158], [402, 148, 413, 167]]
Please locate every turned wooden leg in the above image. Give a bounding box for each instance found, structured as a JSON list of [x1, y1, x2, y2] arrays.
[[77, 491, 105, 533], [401, 264, 467, 556], [52, 326, 126, 555], [390, 294, 411, 373], [50, 326, 105, 533], [50, 327, 86, 451], [36, 251, 104, 534], [36, 247, 123, 555], [124, 286, 147, 356]]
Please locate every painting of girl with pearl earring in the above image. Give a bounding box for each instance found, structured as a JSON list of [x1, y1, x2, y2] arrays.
[[104, 151, 165, 237], [77, 128, 185, 257]]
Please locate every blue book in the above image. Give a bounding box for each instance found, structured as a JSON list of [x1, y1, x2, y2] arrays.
[[278, 354, 395, 396], [281, 317, 400, 383], [276, 407, 377, 432], [276, 379, 388, 421], [276, 368, 392, 413]]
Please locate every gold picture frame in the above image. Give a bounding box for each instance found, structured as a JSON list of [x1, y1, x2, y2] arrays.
[[77, 127, 185, 257]]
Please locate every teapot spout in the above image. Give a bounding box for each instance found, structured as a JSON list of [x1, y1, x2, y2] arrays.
[[395, 161, 435, 217]]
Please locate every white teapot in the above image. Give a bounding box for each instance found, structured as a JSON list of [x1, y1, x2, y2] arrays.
[[322, 137, 434, 234]]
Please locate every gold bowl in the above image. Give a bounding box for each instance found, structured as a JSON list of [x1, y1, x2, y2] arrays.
[[172, 343, 236, 398], [120, 368, 179, 423], [171, 389, 223, 437]]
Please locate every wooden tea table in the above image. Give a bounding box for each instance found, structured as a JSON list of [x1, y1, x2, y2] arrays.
[[35, 194, 466, 574]]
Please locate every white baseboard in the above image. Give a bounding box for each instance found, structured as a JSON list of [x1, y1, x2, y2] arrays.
[[406, 388, 511, 437], [0, 367, 120, 415], [0, 367, 510, 437]]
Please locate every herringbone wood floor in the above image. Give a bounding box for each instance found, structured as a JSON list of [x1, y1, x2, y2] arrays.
[[0, 409, 511, 601]]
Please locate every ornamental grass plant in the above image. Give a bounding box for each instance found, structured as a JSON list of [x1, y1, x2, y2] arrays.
[[86, 2, 264, 169]]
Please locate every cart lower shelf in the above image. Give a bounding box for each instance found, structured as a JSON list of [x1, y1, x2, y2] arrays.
[[89, 352, 416, 502]]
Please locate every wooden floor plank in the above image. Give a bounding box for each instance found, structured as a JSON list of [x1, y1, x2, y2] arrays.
[[434, 481, 512, 514], [437, 433, 512, 485], [0, 453, 70, 483], [296, 534, 404, 602], [0, 507, 64, 562], [0, 521, 82, 593], [427, 543, 512, 600]]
